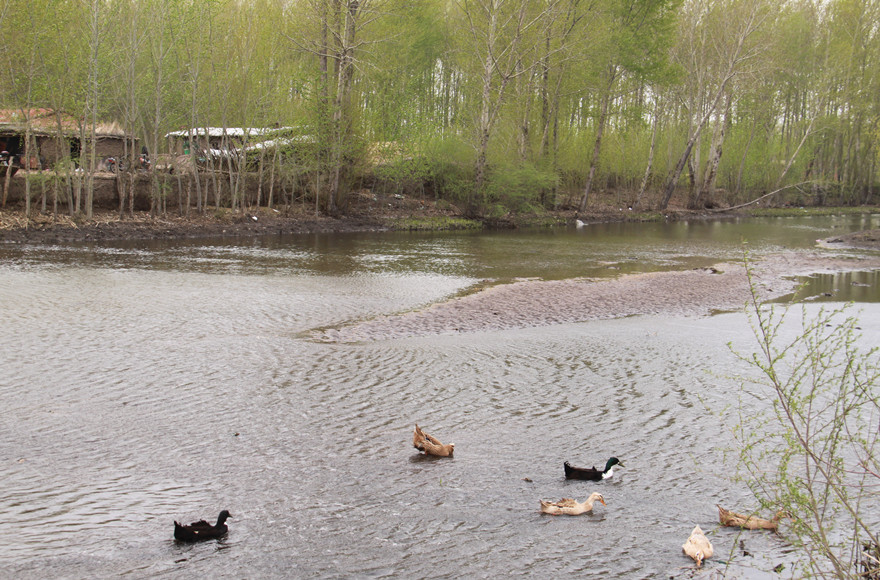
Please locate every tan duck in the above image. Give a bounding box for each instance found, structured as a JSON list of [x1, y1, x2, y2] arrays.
[[413, 424, 454, 457], [682, 525, 713, 568], [717, 505, 786, 530], [539, 492, 605, 515]]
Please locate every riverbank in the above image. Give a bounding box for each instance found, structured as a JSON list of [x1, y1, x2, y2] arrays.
[[2, 190, 877, 245]]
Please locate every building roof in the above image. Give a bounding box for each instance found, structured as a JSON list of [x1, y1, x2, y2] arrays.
[[0, 108, 126, 137], [165, 127, 294, 139]]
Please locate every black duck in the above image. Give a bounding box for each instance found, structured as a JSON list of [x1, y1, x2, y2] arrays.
[[564, 457, 624, 480], [174, 510, 232, 542]]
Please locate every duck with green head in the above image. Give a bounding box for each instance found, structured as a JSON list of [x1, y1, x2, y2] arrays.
[[564, 457, 624, 480]]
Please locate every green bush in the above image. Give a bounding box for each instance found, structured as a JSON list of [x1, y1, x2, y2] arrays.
[[484, 163, 557, 213], [373, 156, 433, 197], [728, 259, 880, 578]]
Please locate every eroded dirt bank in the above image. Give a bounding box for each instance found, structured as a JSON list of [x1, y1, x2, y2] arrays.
[[315, 250, 880, 343], [0, 191, 774, 245]]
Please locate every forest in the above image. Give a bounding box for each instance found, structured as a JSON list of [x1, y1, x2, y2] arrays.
[[1, 0, 878, 219]]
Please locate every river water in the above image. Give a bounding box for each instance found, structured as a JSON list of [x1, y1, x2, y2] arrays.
[[1, 214, 879, 578]]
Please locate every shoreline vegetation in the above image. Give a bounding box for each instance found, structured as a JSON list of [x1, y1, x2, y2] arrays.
[[1, 186, 878, 245]]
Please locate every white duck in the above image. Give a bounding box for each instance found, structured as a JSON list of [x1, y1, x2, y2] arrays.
[[682, 525, 714, 567]]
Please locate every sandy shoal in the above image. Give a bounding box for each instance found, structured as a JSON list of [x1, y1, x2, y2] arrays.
[[315, 250, 880, 343]]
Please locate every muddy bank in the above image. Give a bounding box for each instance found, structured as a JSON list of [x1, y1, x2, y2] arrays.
[[0, 190, 459, 244], [316, 250, 880, 343], [824, 228, 880, 250], [0, 185, 781, 244], [0, 206, 390, 244]]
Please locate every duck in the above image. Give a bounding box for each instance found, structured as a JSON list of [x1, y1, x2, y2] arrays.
[[539, 492, 606, 515], [717, 505, 786, 530], [413, 424, 454, 457], [682, 525, 713, 568], [564, 457, 624, 480], [174, 510, 232, 542]]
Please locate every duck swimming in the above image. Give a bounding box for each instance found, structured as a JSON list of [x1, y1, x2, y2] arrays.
[[174, 510, 231, 542], [682, 525, 713, 567], [540, 493, 606, 515], [564, 457, 624, 480], [717, 505, 787, 531], [413, 424, 454, 457]]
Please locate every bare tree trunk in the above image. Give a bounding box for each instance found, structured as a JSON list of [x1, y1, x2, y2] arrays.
[[268, 144, 279, 208], [75, 125, 84, 214], [578, 65, 617, 212], [257, 143, 266, 208], [694, 91, 732, 208], [516, 60, 534, 163], [473, 53, 495, 208], [1, 155, 11, 207], [635, 97, 661, 210], [659, 74, 735, 210], [540, 32, 550, 159], [149, 29, 167, 217], [24, 132, 33, 220], [327, 0, 361, 213]]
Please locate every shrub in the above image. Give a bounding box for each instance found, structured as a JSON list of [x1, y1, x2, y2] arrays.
[[729, 259, 880, 578], [484, 163, 557, 213]]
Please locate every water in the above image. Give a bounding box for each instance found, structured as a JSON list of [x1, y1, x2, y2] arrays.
[[1, 214, 879, 578]]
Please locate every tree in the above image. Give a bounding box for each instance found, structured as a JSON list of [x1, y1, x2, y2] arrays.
[[659, 0, 773, 210], [452, 0, 561, 213], [286, 0, 392, 213], [577, 0, 680, 211]]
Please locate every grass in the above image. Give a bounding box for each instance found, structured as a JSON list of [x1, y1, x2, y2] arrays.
[[746, 205, 879, 217], [389, 216, 483, 231]]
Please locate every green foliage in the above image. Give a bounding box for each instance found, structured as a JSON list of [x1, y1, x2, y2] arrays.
[[0, 0, 878, 214], [415, 136, 473, 205], [729, 259, 880, 578], [607, 0, 682, 82], [484, 163, 558, 213], [373, 156, 432, 197]]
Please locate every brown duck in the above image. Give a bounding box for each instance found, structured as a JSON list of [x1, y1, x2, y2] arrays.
[[539, 493, 606, 515], [413, 424, 454, 457], [717, 505, 786, 530]]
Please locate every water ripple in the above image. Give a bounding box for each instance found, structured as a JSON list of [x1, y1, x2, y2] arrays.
[[3, 238, 874, 577]]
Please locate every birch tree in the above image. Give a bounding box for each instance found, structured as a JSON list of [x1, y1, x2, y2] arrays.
[[576, 0, 678, 211], [285, 0, 389, 212], [659, 0, 773, 210], [452, 0, 562, 213]]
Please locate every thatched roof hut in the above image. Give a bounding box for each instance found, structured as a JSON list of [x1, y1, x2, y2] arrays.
[[0, 108, 134, 168]]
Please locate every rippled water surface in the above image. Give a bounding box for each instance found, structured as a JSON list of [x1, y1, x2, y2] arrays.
[[1, 214, 879, 578]]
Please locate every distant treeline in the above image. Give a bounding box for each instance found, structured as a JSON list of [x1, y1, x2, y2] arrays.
[[2, 0, 878, 217]]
